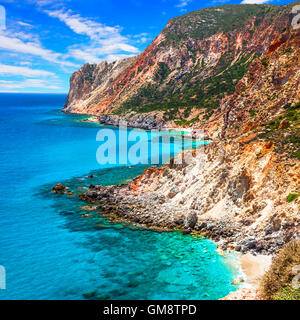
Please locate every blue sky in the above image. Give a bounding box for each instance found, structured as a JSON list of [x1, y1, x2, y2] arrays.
[[0, 0, 291, 93]]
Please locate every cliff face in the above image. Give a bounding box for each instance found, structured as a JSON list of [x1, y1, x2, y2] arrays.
[[204, 26, 300, 141], [81, 138, 299, 254], [64, 3, 297, 127], [64, 57, 136, 113]]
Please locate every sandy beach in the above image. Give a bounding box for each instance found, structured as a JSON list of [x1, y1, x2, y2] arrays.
[[221, 253, 272, 300], [241, 253, 272, 286]]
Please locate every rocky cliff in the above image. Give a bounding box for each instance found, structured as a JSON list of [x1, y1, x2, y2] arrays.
[[64, 57, 136, 114], [81, 137, 299, 255], [75, 2, 300, 256], [64, 2, 299, 129]]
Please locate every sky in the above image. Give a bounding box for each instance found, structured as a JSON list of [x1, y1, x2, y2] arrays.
[[0, 0, 292, 93]]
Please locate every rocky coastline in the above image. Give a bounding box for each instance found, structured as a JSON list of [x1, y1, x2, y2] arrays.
[[98, 113, 168, 130], [75, 140, 299, 256], [52, 136, 299, 300]]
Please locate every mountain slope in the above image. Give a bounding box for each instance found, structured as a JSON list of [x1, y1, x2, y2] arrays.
[[64, 3, 297, 128], [80, 27, 300, 255]]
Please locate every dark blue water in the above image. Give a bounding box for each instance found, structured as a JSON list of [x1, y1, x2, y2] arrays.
[[0, 93, 240, 300]]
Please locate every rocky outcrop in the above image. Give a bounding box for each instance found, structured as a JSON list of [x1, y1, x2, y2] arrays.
[[220, 288, 263, 300], [80, 139, 299, 254], [52, 183, 66, 194], [64, 57, 136, 114], [55, 4, 300, 302], [98, 112, 167, 130]]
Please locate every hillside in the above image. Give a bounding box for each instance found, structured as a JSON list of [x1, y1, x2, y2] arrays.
[[64, 2, 299, 129], [74, 2, 300, 254]]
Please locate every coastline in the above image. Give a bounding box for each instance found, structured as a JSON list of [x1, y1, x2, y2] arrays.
[[78, 116, 100, 124], [59, 110, 298, 300], [241, 253, 272, 287], [72, 137, 299, 299], [78, 190, 273, 299], [59, 166, 273, 300], [77, 143, 296, 257], [221, 253, 272, 300], [64, 109, 192, 130], [65, 110, 213, 143]]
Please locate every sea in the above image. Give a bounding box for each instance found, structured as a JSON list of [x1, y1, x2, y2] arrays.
[[0, 93, 240, 300]]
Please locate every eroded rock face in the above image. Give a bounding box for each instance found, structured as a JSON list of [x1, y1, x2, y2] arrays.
[[98, 112, 167, 130], [205, 28, 300, 140], [63, 3, 295, 126], [80, 140, 299, 254], [64, 57, 136, 114]]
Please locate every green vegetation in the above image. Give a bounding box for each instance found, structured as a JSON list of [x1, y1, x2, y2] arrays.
[[249, 109, 256, 117], [258, 102, 300, 159], [284, 47, 293, 54], [117, 52, 256, 122], [261, 240, 300, 300], [287, 193, 298, 203], [174, 115, 200, 127], [204, 110, 214, 121], [261, 57, 269, 68], [153, 62, 171, 83], [273, 284, 300, 300], [114, 3, 294, 124], [163, 4, 277, 46], [292, 150, 300, 160]]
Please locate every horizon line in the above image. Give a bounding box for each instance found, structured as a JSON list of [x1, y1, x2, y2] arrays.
[[0, 91, 68, 94]]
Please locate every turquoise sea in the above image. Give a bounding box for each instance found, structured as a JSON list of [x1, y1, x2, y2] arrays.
[[0, 93, 240, 300]]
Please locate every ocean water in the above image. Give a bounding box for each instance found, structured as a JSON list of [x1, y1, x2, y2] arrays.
[[0, 93, 240, 300]]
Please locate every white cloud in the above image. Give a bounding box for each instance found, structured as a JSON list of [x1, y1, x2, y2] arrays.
[[0, 63, 54, 77], [105, 54, 136, 63], [131, 32, 151, 44], [0, 79, 61, 90], [68, 46, 137, 64], [44, 9, 120, 41], [241, 0, 271, 4], [26, 0, 70, 7], [44, 9, 140, 63], [18, 61, 32, 66], [0, 34, 77, 67], [67, 49, 101, 64], [16, 21, 33, 28], [175, 0, 192, 8]]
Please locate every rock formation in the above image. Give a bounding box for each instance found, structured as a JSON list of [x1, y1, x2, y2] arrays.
[[64, 3, 299, 129]]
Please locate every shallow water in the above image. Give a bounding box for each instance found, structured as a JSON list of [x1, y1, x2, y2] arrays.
[[0, 93, 240, 300]]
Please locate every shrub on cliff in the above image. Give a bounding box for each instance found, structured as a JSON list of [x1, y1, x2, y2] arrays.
[[261, 240, 300, 300]]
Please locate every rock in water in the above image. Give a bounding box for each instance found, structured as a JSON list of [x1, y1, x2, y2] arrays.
[[52, 183, 66, 194]]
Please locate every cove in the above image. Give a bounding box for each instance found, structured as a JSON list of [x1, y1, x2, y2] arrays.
[[0, 93, 240, 300]]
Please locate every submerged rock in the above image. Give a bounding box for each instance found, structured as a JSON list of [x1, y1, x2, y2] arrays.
[[52, 183, 67, 194], [82, 290, 97, 299]]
